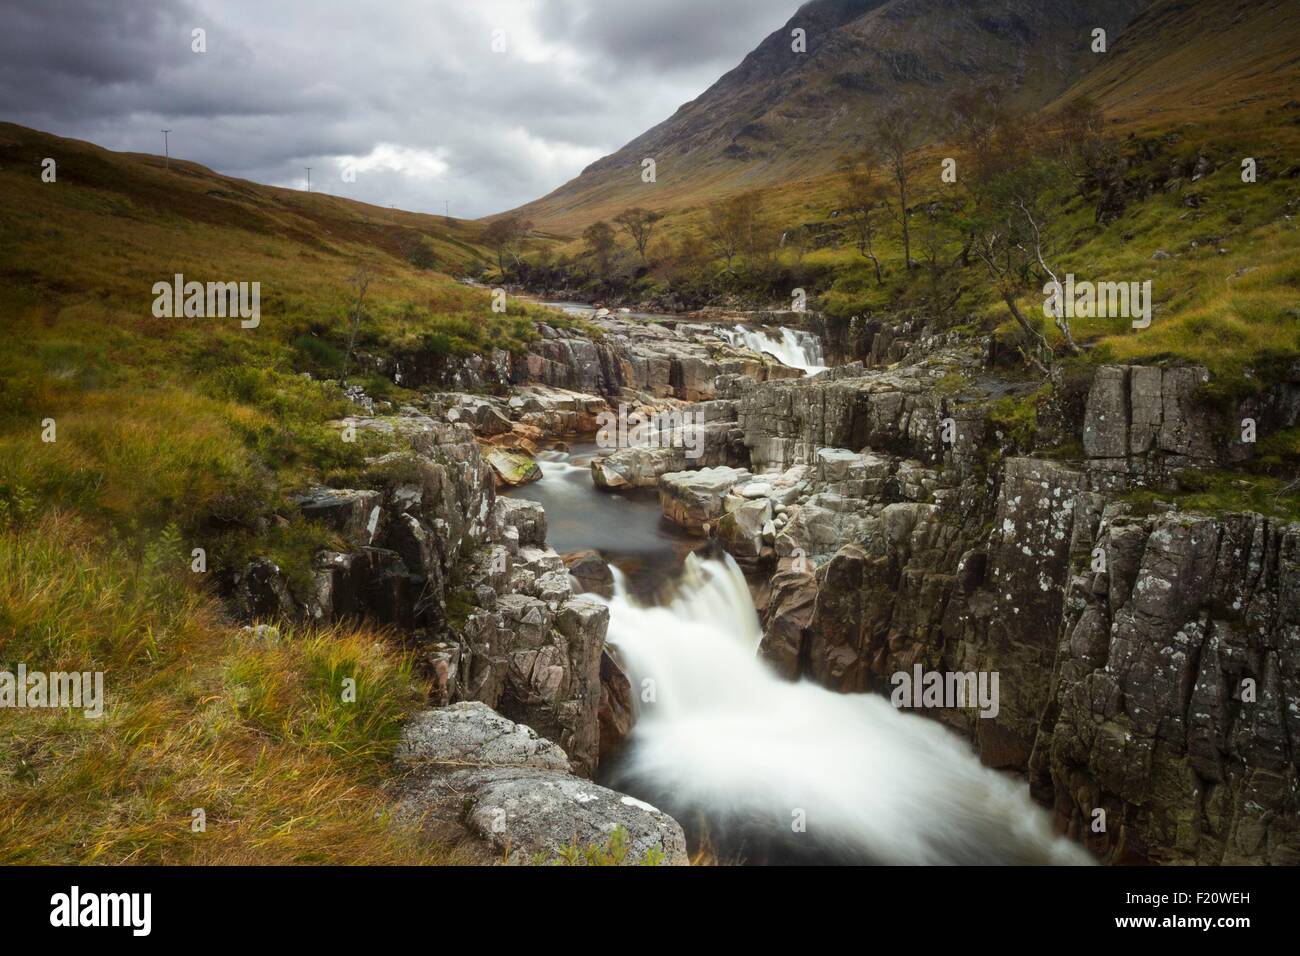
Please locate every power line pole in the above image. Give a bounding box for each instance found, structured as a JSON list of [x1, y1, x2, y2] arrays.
[[161, 129, 171, 170]]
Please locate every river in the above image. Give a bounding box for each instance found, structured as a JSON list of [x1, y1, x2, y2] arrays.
[[506, 442, 1093, 866]]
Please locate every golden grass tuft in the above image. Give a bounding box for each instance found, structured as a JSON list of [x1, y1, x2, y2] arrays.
[[0, 513, 471, 865]]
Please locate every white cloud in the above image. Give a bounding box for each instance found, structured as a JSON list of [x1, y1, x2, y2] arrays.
[[0, 0, 801, 217], [342, 143, 451, 180]]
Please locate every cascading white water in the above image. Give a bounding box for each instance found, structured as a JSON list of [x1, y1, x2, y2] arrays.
[[603, 553, 1093, 865], [722, 324, 827, 375]]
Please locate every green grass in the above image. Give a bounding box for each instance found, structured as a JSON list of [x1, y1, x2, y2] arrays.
[[0, 512, 470, 864], [1122, 470, 1300, 525], [0, 124, 541, 864]]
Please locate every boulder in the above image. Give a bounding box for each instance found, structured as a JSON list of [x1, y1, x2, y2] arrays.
[[658, 465, 752, 533], [394, 702, 686, 865], [485, 448, 542, 487], [494, 497, 547, 548], [563, 549, 615, 598]]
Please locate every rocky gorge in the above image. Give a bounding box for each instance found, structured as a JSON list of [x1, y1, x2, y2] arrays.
[[225, 301, 1300, 865]]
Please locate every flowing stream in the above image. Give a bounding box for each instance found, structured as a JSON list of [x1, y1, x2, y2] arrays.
[[719, 324, 827, 375], [537, 300, 827, 376], [508, 445, 1093, 865]]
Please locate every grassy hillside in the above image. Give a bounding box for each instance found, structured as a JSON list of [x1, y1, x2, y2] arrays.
[[0, 124, 573, 864]]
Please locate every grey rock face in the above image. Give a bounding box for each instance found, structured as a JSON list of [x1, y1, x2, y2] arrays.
[[744, 447, 1300, 864], [513, 314, 802, 402], [1082, 364, 1222, 484], [1043, 509, 1300, 864], [735, 353, 986, 475], [229, 408, 611, 777], [563, 549, 615, 598], [394, 702, 687, 865]]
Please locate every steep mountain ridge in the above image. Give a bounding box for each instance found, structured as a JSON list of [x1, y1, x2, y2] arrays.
[[509, 0, 1152, 231]]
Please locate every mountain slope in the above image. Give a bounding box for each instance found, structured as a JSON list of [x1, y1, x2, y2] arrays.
[[1048, 0, 1300, 121], [0, 122, 490, 272], [509, 0, 1150, 232]]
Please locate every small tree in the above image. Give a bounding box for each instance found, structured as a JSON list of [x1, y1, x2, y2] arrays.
[[704, 191, 763, 275], [874, 101, 918, 269], [481, 215, 532, 278], [671, 232, 710, 278], [613, 207, 663, 263], [343, 261, 373, 379], [582, 220, 617, 279], [838, 150, 885, 285], [1055, 95, 1123, 223], [406, 241, 436, 270], [962, 153, 1079, 369]]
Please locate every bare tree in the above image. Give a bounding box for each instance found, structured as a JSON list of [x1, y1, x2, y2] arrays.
[[582, 220, 617, 279], [874, 101, 918, 269], [613, 207, 663, 263], [947, 89, 1078, 367], [838, 150, 885, 285], [343, 261, 373, 379], [704, 191, 763, 274]]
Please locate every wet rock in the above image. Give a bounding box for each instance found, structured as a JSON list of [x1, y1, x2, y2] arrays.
[[717, 497, 773, 566], [485, 448, 542, 487], [659, 465, 752, 533], [598, 648, 635, 758], [563, 549, 614, 598]]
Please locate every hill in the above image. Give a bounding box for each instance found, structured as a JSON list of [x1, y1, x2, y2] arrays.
[[0, 123, 573, 864], [509, 0, 1152, 232], [506, 0, 1300, 235]]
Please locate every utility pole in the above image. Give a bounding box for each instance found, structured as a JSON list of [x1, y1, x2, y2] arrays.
[[161, 129, 171, 170], [305, 167, 312, 192]]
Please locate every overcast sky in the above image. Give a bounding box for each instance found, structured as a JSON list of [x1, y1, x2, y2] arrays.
[[0, 0, 800, 217]]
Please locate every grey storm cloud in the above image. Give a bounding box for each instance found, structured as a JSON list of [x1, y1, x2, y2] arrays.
[[0, 0, 801, 217]]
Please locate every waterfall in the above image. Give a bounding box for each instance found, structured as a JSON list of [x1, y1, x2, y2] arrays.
[[602, 554, 1092, 865], [721, 324, 827, 374]]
